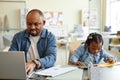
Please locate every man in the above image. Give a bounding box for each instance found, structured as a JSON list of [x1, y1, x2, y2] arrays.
[[9, 9, 57, 75]]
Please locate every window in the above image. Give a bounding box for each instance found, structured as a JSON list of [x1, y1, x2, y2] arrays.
[[106, 0, 120, 33]]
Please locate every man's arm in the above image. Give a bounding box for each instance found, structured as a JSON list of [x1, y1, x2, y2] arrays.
[[39, 33, 57, 68]]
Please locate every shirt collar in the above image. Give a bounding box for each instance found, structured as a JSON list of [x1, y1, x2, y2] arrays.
[[86, 48, 100, 56]]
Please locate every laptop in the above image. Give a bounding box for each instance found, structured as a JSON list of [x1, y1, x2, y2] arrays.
[[0, 51, 27, 80]]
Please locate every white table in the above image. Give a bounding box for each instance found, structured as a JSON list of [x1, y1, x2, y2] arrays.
[[89, 64, 120, 80], [46, 68, 83, 80], [46, 64, 120, 80]]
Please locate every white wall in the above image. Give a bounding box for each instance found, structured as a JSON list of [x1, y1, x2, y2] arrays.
[[0, 0, 89, 32], [0, 1, 26, 28], [26, 0, 88, 32]]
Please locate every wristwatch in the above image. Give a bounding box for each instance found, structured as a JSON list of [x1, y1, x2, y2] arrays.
[[32, 59, 40, 69]]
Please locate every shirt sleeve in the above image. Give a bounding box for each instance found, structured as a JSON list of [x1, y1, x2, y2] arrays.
[[9, 33, 19, 51], [70, 45, 85, 63], [101, 49, 115, 62]]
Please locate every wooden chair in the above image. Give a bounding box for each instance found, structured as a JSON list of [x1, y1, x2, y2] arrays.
[[68, 40, 85, 65]]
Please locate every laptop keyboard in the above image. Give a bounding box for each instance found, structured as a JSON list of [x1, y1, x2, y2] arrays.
[[27, 72, 37, 79], [27, 72, 46, 80]]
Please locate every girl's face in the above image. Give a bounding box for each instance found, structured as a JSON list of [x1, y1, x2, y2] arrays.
[[88, 41, 102, 55]]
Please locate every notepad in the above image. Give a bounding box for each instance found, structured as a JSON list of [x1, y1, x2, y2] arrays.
[[35, 66, 77, 77]]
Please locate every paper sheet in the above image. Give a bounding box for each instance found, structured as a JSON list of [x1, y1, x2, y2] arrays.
[[35, 66, 77, 77]]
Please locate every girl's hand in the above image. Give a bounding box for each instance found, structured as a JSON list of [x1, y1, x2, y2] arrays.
[[73, 61, 86, 66], [106, 58, 116, 64]]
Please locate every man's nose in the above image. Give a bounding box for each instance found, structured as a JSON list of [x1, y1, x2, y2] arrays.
[[31, 25, 36, 29]]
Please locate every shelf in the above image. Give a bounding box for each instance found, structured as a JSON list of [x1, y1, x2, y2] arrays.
[[101, 32, 117, 35], [103, 35, 120, 39], [0, 28, 25, 31], [89, 27, 100, 30], [109, 44, 120, 47], [0, 0, 26, 2]]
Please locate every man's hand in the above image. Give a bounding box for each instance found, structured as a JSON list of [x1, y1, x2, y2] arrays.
[[26, 61, 36, 75]]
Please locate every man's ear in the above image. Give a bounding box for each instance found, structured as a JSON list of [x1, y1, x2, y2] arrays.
[[43, 20, 46, 25]]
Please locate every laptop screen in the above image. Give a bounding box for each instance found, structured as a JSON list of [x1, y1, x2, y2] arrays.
[[0, 51, 26, 80]]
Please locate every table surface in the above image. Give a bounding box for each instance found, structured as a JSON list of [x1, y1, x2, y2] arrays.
[[46, 68, 84, 80]]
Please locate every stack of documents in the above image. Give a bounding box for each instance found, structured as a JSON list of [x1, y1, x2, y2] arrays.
[[35, 65, 77, 77]]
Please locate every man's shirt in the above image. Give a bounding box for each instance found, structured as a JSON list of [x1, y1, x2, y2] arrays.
[[9, 28, 57, 68]]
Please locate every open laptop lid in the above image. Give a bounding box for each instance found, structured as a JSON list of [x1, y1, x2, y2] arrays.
[[0, 51, 26, 80]]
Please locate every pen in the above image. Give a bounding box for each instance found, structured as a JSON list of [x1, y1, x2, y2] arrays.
[[89, 57, 93, 66]]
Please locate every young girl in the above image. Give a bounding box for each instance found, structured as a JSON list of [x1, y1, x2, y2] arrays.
[[70, 33, 115, 66]]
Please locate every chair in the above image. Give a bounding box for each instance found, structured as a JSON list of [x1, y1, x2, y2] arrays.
[[3, 35, 13, 47], [108, 31, 120, 52], [68, 40, 85, 65]]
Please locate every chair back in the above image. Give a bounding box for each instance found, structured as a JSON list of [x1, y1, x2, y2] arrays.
[[68, 40, 85, 65]]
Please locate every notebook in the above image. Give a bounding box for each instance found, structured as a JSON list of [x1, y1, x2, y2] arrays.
[[0, 51, 27, 80], [35, 65, 78, 77]]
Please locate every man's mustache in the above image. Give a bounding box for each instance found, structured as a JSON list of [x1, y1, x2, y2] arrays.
[[30, 29, 37, 31]]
